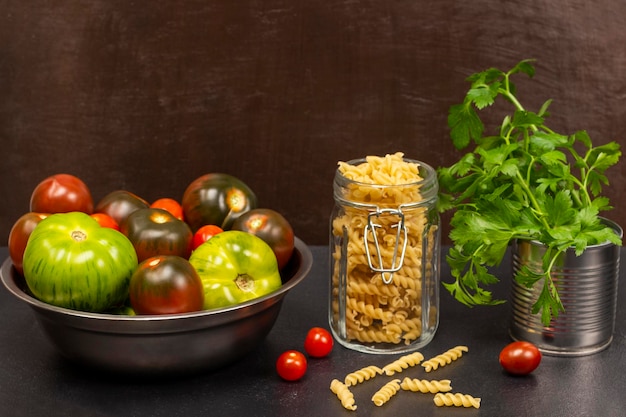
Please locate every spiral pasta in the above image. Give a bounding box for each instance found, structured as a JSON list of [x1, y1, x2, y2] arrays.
[[346, 298, 394, 322], [400, 377, 452, 393], [344, 365, 383, 387], [329, 344, 481, 412], [371, 379, 401, 407], [422, 345, 469, 372], [382, 351, 425, 375], [433, 393, 481, 409], [346, 328, 402, 344], [330, 379, 357, 411], [330, 152, 439, 347]]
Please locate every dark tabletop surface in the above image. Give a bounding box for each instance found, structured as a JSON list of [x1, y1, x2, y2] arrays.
[[1, 245, 625, 417]]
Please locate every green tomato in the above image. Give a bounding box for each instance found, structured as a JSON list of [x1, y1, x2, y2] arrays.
[[189, 230, 282, 309], [22, 212, 138, 312]]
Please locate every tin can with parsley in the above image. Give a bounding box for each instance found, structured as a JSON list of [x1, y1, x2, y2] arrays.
[[510, 218, 623, 356]]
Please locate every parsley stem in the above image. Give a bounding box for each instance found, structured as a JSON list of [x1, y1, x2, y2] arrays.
[[500, 87, 525, 113], [514, 170, 551, 230]]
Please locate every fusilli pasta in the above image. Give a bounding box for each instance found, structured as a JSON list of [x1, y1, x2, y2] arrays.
[[382, 351, 425, 375], [371, 379, 401, 407], [330, 153, 439, 347], [329, 344, 481, 412], [400, 377, 452, 393], [344, 365, 383, 387], [433, 393, 481, 409], [330, 379, 357, 411], [422, 345, 469, 372]]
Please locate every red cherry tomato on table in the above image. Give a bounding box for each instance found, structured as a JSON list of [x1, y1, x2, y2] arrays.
[[90, 213, 120, 231], [304, 327, 334, 358], [499, 341, 542, 375], [151, 198, 184, 221], [192, 225, 224, 250], [29, 173, 93, 214], [276, 350, 307, 381]]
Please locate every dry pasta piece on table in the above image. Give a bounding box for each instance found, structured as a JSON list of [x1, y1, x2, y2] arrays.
[[433, 393, 481, 409], [330, 379, 357, 411], [344, 365, 383, 387], [371, 379, 401, 407], [382, 351, 425, 375], [422, 345, 469, 372], [400, 377, 452, 393]]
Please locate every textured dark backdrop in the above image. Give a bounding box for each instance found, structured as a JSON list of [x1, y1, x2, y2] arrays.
[[2, 1, 625, 245]]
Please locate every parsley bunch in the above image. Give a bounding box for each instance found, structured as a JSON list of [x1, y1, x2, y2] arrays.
[[438, 59, 622, 325]]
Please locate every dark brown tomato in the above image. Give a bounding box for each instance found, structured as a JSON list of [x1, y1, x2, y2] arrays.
[[95, 190, 149, 226], [129, 255, 204, 315], [181, 173, 257, 232], [231, 208, 295, 270], [120, 208, 193, 262]]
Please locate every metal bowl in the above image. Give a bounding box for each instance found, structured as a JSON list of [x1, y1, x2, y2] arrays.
[[0, 238, 312, 375]]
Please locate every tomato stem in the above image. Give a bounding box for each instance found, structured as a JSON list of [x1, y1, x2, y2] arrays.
[[71, 230, 87, 242], [234, 274, 255, 292]]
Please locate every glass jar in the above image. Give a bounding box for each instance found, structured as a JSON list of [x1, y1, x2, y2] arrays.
[[329, 155, 440, 354]]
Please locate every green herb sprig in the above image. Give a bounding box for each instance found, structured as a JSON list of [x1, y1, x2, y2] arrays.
[[438, 59, 622, 325]]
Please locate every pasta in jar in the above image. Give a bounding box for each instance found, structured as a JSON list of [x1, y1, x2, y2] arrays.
[[329, 152, 440, 354]]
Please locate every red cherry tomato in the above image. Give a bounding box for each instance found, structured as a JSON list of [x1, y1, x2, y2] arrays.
[[129, 255, 204, 315], [499, 341, 542, 375], [151, 198, 184, 221], [29, 173, 93, 214], [192, 225, 224, 250], [276, 350, 307, 381], [90, 213, 120, 231], [8, 212, 49, 275], [304, 327, 334, 358]]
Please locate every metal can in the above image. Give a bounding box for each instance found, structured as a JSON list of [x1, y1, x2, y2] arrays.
[[329, 154, 440, 354], [510, 218, 623, 356]]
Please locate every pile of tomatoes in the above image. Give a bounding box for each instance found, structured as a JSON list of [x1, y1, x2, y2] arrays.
[[8, 173, 296, 316]]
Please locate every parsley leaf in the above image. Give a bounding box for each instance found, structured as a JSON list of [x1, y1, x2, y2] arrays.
[[448, 104, 483, 149], [439, 60, 622, 326]]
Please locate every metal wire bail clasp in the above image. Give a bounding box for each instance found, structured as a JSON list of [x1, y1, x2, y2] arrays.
[[363, 208, 408, 284]]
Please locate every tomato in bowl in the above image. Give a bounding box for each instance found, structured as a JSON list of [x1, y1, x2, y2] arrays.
[[0, 238, 312, 376]]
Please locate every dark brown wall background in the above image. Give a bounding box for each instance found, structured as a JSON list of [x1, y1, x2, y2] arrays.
[[2, 1, 626, 245]]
